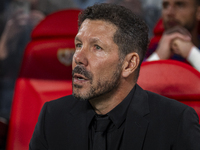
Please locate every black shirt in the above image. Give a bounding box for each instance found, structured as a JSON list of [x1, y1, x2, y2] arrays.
[[86, 86, 136, 150]]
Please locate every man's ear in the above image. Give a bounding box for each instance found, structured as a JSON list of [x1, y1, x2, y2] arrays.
[[122, 52, 140, 78]]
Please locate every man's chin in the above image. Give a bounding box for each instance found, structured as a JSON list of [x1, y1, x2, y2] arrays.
[[73, 84, 83, 89], [72, 89, 89, 101], [72, 93, 87, 101], [164, 22, 181, 30]]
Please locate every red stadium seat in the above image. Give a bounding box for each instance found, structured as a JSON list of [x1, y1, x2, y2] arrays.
[[137, 60, 200, 121], [148, 19, 164, 51], [6, 9, 81, 150]]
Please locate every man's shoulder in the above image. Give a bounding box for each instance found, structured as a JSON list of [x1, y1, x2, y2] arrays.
[[146, 90, 193, 115], [136, 85, 189, 111], [48, 95, 76, 104], [44, 95, 81, 113]]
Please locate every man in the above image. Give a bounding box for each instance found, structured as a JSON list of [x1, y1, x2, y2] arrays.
[[29, 3, 200, 150], [146, 0, 200, 72]]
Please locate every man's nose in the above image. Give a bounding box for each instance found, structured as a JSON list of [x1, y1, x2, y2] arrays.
[[165, 5, 175, 17], [73, 47, 88, 66]]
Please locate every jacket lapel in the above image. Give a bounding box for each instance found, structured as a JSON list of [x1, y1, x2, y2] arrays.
[[64, 100, 91, 150], [121, 84, 150, 150], [65, 84, 150, 150]]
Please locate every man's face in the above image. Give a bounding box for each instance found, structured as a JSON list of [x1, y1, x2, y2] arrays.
[[162, 0, 199, 32], [72, 19, 122, 100]]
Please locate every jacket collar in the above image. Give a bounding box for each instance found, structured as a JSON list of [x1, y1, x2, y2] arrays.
[[68, 84, 150, 150], [121, 84, 150, 150]]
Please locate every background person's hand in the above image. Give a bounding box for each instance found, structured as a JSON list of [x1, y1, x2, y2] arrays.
[[171, 38, 193, 58], [28, 10, 45, 28], [155, 26, 191, 59]]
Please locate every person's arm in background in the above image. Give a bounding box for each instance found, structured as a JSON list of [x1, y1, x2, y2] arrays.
[[146, 32, 191, 61], [0, 8, 44, 61], [172, 39, 200, 72], [146, 26, 200, 72]]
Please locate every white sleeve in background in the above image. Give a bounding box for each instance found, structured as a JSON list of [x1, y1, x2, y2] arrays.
[[146, 47, 200, 72], [187, 46, 200, 72], [146, 52, 160, 61]]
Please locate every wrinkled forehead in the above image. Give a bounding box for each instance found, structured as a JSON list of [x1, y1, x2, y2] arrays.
[[78, 19, 117, 37], [79, 18, 118, 31]]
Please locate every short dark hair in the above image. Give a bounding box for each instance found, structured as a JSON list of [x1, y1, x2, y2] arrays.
[[78, 3, 149, 81]]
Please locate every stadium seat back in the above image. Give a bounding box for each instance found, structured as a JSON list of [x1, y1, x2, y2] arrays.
[[6, 9, 81, 150], [137, 60, 200, 120]]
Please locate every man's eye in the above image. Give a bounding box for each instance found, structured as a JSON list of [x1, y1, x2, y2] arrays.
[[176, 2, 185, 8], [95, 45, 102, 50], [162, 2, 169, 9], [76, 43, 82, 48]]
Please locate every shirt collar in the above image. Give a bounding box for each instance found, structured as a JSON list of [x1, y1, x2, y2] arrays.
[[107, 86, 136, 128], [86, 101, 96, 128], [86, 86, 136, 128]]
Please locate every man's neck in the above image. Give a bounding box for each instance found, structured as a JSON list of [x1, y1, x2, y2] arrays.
[[89, 81, 135, 115]]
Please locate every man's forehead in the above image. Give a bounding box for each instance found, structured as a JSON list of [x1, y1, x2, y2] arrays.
[[80, 19, 117, 30], [78, 19, 117, 35], [75, 19, 118, 45], [75, 36, 101, 43]]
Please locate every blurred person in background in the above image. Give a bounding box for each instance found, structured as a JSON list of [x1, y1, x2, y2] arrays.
[[36, 0, 108, 15], [0, 0, 45, 126], [106, 0, 143, 16], [106, 0, 162, 37], [0, 0, 45, 148], [73, 0, 107, 10], [35, 0, 77, 15], [141, 0, 162, 37], [146, 0, 200, 72]]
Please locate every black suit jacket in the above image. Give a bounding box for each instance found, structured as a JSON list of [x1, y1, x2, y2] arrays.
[[29, 84, 200, 150]]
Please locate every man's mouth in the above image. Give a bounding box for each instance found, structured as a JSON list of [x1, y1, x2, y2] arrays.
[[165, 20, 180, 28], [73, 74, 88, 81], [73, 73, 90, 85], [72, 66, 93, 86], [168, 22, 178, 27]]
